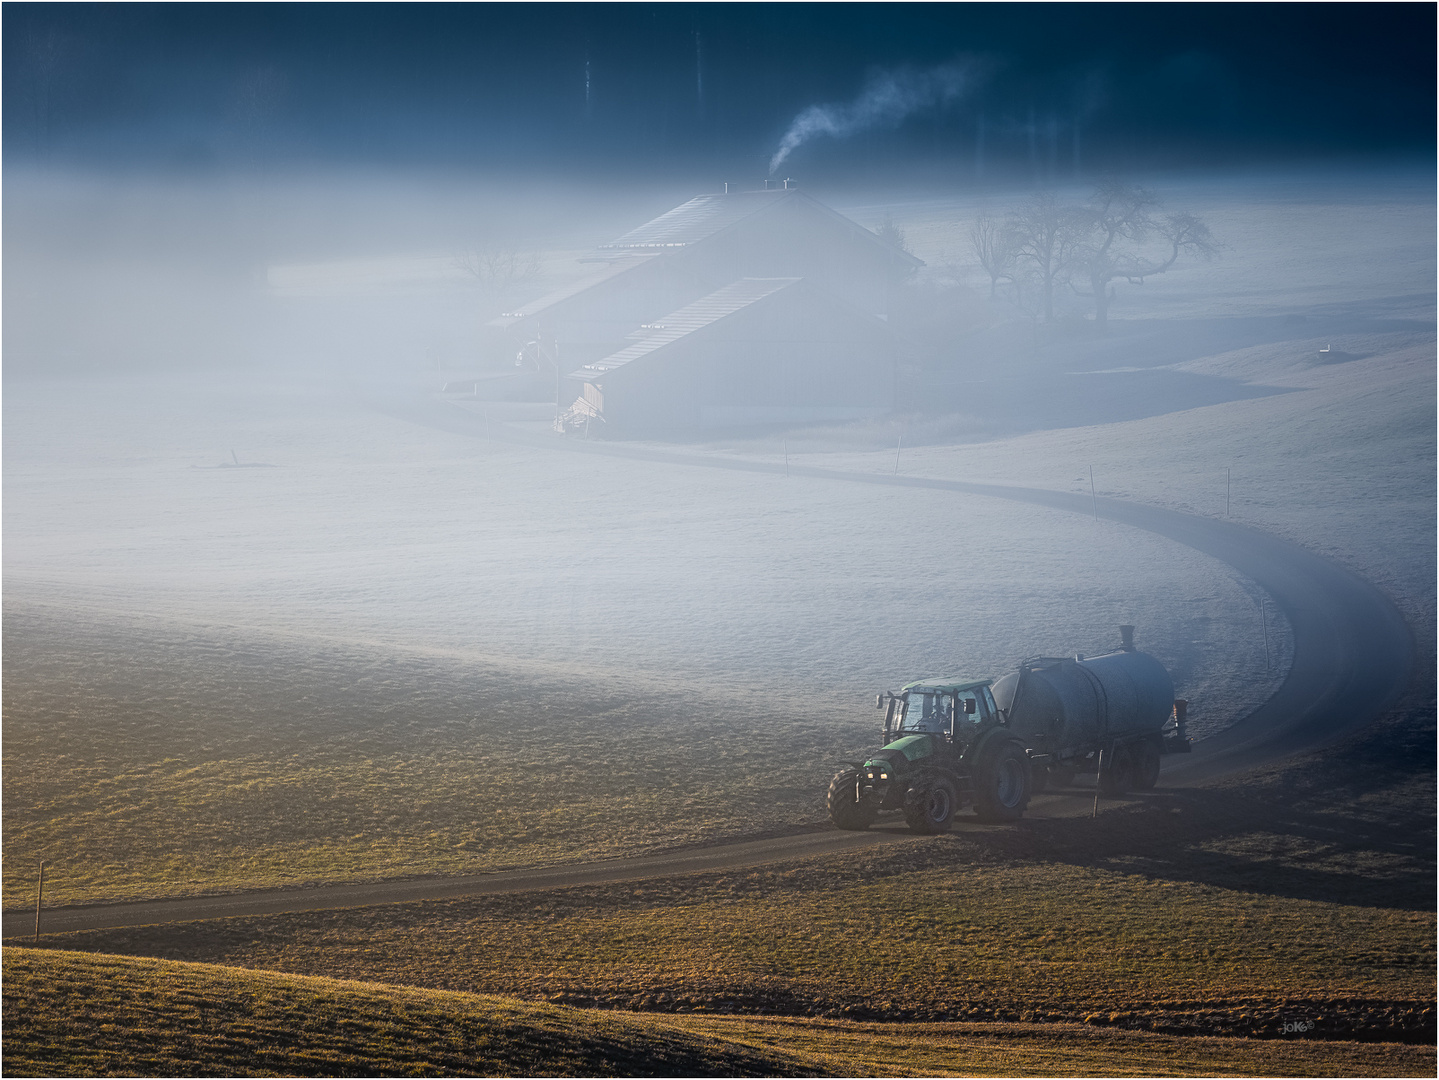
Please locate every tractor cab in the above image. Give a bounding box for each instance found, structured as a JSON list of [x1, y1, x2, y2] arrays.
[[880, 678, 998, 746]]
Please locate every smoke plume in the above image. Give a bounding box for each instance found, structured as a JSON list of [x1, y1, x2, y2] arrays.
[[769, 60, 982, 174]]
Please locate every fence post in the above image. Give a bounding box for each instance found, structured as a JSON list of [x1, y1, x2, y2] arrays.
[[1261, 596, 1271, 671], [34, 861, 46, 943]]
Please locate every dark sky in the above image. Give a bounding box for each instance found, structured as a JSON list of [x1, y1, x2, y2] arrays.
[[4, 3, 1434, 181]]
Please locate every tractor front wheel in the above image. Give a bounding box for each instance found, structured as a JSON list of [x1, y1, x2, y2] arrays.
[[827, 769, 879, 831], [903, 775, 958, 834]]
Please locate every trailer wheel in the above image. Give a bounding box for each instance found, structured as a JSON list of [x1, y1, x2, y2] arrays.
[[903, 776, 958, 834], [1098, 744, 1135, 796], [973, 741, 1031, 822], [1133, 740, 1161, 790], [827, 769, 879, 831]]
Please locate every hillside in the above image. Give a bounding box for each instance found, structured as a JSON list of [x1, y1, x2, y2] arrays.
[[5, 949, 1430, 1078], [3, 172, 1433, 1077]]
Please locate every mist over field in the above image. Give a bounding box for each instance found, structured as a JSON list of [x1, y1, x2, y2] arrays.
[[3, 5, 1435, 1072], [7, 159, 1432, 895]]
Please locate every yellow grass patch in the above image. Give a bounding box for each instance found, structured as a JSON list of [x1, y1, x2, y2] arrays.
[[5, 949, 1428, 1078], [57, 847, 1436, 1042]]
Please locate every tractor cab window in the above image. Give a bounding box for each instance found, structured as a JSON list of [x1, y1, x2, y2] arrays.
[[901, 692, 952, 733]]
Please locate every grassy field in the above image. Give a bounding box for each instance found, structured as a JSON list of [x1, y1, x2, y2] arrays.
[[54, 855, 1433, 1042], [39, 692, 1436, 1052], [0, 599, 841, 910], [5, 949, 1430, 1078], [2, 568, 1253, 912]]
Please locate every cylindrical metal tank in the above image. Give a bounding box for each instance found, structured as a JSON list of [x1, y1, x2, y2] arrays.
[[990, 647, 1174, 754]]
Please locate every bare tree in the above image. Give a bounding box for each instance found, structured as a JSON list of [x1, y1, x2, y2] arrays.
[[1152, 211, 1220, 271], [1068, 179, 1218, 328], [1066, 179, 1159, 328], [1006, 192, 1084, 322], [969, 211, 1018, 298], [455, 244, 543, 290]]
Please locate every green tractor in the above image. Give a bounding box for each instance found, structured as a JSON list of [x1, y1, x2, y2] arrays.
[[827, 678, 1031, 833]]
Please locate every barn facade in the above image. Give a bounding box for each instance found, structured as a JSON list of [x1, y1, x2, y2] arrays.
[[487, 185, 920, 434]]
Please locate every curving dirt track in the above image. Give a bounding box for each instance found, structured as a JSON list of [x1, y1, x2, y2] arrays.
[[2, 396, 1415, 937]]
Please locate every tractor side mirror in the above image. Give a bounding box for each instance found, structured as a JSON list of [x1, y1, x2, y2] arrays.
[[962, 698, 977, 714]]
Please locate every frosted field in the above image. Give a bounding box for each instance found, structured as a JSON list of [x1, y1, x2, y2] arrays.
[[4, 376, 1277, 734]]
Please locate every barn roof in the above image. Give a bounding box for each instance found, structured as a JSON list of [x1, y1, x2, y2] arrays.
[[567, 277, 800, 379], [601, 190, 788, 249], [484, 252, 659, 330], [601, 189, 923, 269]]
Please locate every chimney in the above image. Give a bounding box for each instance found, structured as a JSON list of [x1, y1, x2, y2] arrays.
[[783, 177, 795, 189], [1119, 625, 1135, 651], [723, 182, 730, 194]]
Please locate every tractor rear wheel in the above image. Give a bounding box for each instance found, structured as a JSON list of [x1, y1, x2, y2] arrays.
[[827, 769, 879, 831], [1098, 744, 1135, 796], [973, 741, 1032, 822], [1133, 739, 1162, 790], [903, 775, 958, 834]]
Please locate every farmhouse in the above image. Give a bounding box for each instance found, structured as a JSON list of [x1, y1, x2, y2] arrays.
[[488, 185, 921, 433]]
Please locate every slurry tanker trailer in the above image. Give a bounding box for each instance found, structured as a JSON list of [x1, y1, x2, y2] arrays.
[[828, 626, 1190, 832]]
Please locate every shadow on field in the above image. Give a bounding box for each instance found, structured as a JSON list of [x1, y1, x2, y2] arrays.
[[950, 307, 1434, 377], [933, 370, 1291, 436], [983, 691, 1437, 912]]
